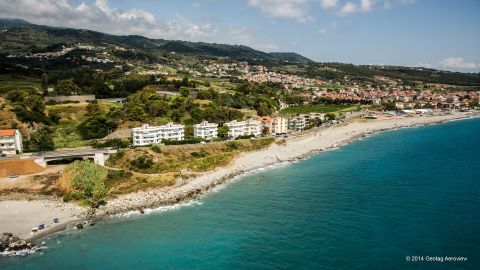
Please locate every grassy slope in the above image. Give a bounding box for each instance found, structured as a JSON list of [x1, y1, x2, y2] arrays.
[[105, 138, 275, 194], [47, 101, 122, 149], [0, 74, 40, 95]]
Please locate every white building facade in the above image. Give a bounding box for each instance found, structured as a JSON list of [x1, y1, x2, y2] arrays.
[[0, 129, 23, 155], [132, 123, 185, 146], [288, 116, 306, 131], [244, 119, 261, 137], [193, 121, 218, 140], [225, 120, 246, 139]]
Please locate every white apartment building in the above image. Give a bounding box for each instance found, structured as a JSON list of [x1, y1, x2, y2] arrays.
[[132, 123, 184, 146], [193, 121, 218, 140], [244, 119, 261, 137], [0, 129, 23, 155], [225, 120, 246, 138], [288, 116, 306, 131]]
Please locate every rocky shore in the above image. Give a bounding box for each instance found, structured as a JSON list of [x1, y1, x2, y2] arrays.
[[0, 233, 39, 256]]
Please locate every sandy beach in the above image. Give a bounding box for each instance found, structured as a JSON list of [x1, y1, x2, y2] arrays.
[[0, 200, 84, 240], [0, 112, 477, 242]]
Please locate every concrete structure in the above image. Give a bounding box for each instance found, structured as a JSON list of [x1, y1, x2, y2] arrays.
[[193, 121, 218, 140], [259, 117, 288, 135], [225, 120, 246, 139], [288, 116, 306, 131], [244, 119, 262, 137], [44, 95, 96, 103], [156, 90, 178, 99], [132, 123, 185, 146], [33, 149, 117, 167], [0, 129, 23, 155]]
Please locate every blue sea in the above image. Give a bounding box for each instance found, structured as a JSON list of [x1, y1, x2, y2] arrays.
[[1, 118, 479, 270]]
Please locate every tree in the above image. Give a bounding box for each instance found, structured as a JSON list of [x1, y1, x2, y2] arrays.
[[41, 73, 48, 96], [86, 101, 102, 116], [261, 126, 270, 137], [26, 126, 55, 152], [77, 115, 118, 140], [147, 99, 169, 117], [24, 94, 45, 113], [325, 113, 336, 121], [381, 100, 396, 111], [184, 125, 194, 139], [180, 86, 190, 97], [55, 78, 80, 96], [218, 126, 229, 139], [126, 105, 147, 122]]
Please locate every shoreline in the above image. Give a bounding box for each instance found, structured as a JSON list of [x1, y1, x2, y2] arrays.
[[1, 112, 478, 245], [94, 112, 478, 218]]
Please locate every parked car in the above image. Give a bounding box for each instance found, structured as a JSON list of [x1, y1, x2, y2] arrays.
[[9, 173, 18, 179], [1, 153, 6, 157]]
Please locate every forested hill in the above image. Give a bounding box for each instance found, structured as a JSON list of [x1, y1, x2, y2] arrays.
[[0, 18, 312, 63]]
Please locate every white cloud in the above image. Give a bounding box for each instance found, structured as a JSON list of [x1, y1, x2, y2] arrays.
[[438, 57, 479, 69], [339, 0, 373, 16], [228, 27, 279, 51], [0, 0, 218, 41], [317, 28, 327, 34], [320, 0, 338, 9], [338, 0, 414, 16], [246, 0, 314, 23]]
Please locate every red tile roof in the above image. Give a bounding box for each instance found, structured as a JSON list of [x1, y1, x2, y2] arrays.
[[0, 129, 16, 137]]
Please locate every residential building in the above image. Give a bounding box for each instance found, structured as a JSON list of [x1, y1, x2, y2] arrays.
[[161, 122, 185, 141], [132, 123, 184, 146], [225, 120, 246, 138], [259, 116, 288, 135], [193, 121, 218, 140], [0, 129, 23, 155], [244, 119, 261, 137], [288, 116, 306, 131]]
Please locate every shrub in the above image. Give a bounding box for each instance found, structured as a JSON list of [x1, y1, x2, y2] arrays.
[[151, 144, 161, 153], [58, 160, 108, 206], [162, 138, 203, 145], [130, 156, 154, 170], [235, 134, 255, 140], [226, 141, 239, 150]]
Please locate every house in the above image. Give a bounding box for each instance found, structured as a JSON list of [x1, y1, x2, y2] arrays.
[[288, 116, 306, 131], [225, 120, 246, 138], [0, 129, 23, 155], [132, 123, 184, 146], [193, 121, 218, 140]]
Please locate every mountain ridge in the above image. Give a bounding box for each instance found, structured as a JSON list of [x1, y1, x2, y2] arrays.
[[0, 18, 313, 63]]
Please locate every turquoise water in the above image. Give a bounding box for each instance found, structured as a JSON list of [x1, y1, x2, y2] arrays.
[[1, 118, 479, 270]]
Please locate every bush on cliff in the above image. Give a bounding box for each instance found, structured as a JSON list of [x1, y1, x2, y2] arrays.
[[58, 160, 108, 207]]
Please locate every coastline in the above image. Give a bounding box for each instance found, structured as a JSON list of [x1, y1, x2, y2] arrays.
[[0, 112, 478, 244], [95, 112, 478, 217]]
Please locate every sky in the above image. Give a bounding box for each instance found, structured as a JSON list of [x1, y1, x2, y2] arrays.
[[0, 0, 479, 72]]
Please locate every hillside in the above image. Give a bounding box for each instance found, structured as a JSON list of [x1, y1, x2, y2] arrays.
[[1, 18, 479, 86], [0, 18, 310, 63]]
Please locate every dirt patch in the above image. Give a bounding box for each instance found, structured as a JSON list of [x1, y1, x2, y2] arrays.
[[0, 159, 45, 177]]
